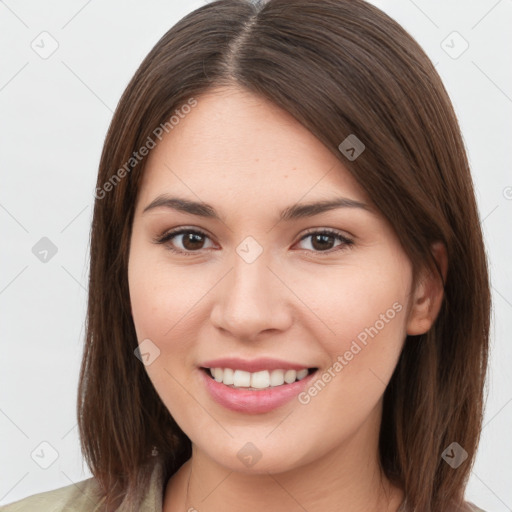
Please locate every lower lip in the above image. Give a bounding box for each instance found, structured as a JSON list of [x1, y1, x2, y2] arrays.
[[199, 369, 317, 414]]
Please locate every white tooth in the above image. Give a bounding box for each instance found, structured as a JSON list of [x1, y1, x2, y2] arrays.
[[251, 370, 270, 389], [284, 369, 297, 384], [209, 368, 215, 378], [270, 369, 285, 386], [222, 368, 234, 385], [296, 369, 308, 380], [213, 368, 223, 382], [233, 369, 251, 387]]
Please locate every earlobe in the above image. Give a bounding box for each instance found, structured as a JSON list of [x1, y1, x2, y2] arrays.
[[406, 242, 448, 336]]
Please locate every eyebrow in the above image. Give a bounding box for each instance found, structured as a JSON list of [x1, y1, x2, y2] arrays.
[[142, 194, 372, 222]]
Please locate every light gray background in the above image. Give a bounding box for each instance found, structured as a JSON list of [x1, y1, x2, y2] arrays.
[[1, 0, 511, 509]]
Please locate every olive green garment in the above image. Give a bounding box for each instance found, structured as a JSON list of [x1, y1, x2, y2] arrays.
[[0, 458, 489, 512], [0, 457, 164, 512]]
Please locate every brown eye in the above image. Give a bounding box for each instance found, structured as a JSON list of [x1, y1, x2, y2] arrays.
[[154, 228, 214, 255], [296, 229, 354, 254], [154, 227, 353, 256], [311, 233, 336, 251], [180, 232, 206, 251]]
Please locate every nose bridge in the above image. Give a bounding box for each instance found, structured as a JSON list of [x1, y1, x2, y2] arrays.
[[210, 244, 291, 339], [231, 247, 272, 301]]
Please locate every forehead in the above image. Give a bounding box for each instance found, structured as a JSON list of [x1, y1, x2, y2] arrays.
[[137, 86, 371, 214]]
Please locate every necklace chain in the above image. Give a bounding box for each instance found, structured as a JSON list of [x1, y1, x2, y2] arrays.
[[184, 463, 192, 509]]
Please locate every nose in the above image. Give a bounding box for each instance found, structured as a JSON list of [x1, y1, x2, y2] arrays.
[[209, 250, 293, 342]]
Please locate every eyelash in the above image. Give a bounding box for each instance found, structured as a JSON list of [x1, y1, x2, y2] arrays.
[[152, 227, 354, 257]]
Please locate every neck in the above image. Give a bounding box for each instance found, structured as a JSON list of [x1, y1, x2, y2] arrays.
[[164, 414, 404, 512]]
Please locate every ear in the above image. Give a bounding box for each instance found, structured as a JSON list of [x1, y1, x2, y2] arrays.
[[406, 241, 448, 336]]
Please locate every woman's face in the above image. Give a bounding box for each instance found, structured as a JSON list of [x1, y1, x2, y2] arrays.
[[128, 85, 421, 474]]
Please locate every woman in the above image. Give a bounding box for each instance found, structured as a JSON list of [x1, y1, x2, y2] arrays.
[[2, 0, 490, 511]]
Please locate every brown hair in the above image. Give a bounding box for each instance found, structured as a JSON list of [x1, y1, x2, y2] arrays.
[[77, 1, 491, 510]]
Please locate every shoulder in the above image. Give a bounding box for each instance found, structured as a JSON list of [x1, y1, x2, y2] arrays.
[[0, 477, 104, 512], [446, 500, 488, 512], [465, 502, 488, 512], [0, 456, 168, 512]]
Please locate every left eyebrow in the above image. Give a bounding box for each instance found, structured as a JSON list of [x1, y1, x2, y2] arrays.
[[279, 197, 373, 221], [142, 195, 373, 222]]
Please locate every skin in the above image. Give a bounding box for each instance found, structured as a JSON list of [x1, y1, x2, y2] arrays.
[[127, 85, 447, 512]]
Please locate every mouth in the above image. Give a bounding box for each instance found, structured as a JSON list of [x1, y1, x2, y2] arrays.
[[199, 364, 319, 414], [200, 367, 318, 391]]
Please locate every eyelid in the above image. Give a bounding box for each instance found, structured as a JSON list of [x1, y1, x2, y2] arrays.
[[152, 227, 216, 251], [299, 226, 354, 242], [153, 226, 354, 255]]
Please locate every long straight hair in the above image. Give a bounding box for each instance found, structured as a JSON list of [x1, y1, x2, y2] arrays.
[[77, 1, 491, 510]]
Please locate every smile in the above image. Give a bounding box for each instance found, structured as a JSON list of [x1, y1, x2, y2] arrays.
[[202, 367, 315, 390], [199, 360, 319, 414]]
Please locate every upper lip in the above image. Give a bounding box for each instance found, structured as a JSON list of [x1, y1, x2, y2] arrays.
[[200, 357, 316, 373]]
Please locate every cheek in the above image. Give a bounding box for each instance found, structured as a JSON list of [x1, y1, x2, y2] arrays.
[[129, 245, 410, 359], [289, 265, 408, 444], [128, 251, 212, 361], [286, 258, 410, 358], [288, 264, 409, 434], [128, 239, 175, 332], [128, 269, 164, 343], [329, 283, 407, 360], [128, 254, 207, 421]]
